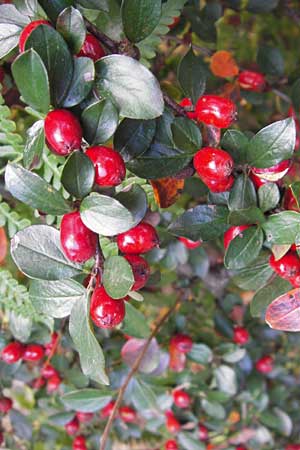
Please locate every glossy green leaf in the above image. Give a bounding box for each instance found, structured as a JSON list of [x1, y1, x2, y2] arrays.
[[171, 117, 202, 153], [82, 99, 119, 145], [228, 174, 257, 211], [12, 49, 50, 113], [177, 47, 207, 104], [38, 0, 74, 22], [232, 251, 274, 291], [251, 276, 292, 318], [23, 120, 45, 169], [228, 207, 266, 226], [14, 0, 38, 17], [95, 55, 164, 119], [262, 211, 300, 244], [257, 45, 284, 77], [56, 6, 86, 54], [61, 151, 95, 198], [187, 343, 213, 364], [224, 226, 264, 270], [75, 0, 109, 11], [131, 378, 157, 410], [201, 399, 226, 419], [221, 129, 249, 164], [114, 118, 156, 162], [0, 23, 22, 59], [61, 389, 112, 412], [121, 302, 150, 338], [178, 432, 205, 450], [9, 312, 32, 343], [62, 57, 94, 107], [215, 365, 237, 396], [0, 4, 31, 26], [103, 256, 134, 299], [258, 183, 280, 212], [121, 0, 162, 43]]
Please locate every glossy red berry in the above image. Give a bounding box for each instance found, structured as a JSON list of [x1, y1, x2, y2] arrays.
[[46, 374, 62, 393], [198, 424, 209, 441], [86, 146, 126, 187], [124, 255, 150, 290], [224, 225, 251, 250], [252, 160, 291, 182], [165, 410, 181, 434], [77, 33, 105, 61], [205, 174, 235, 193], [44, 332, 59, 356], [178, 237, 202, 249], [44, 109, 82, 156], [32, 377, 46, 389], [65, 417, 80, 436], [172, 389, 191, 408], [23, 344, 44, 362], [233, 326, 249, 345], [238, 70, 266, 92], [19, 20, 51, 52], [90, 286, 126, 329], [117, 222, 159, 254], [269, 251, 300, 280], [119, 406, 137, 423], [179, 98, 196, 119], [1, 342, 24, 364], [285, 445, 300, 450], [41, 364, 58, 379], [165, 439, 179, 450], [235, 447, 247, 450], [76, 411, 94, 423], [194, 147, 234, 183], [73, 435, 87, 450], [100, 400, 116, 419], [0, 396, 12, 413], [195, 95, 237, 128], [255, 355, 274, 374], [60, 211, 97, 263], [170, 334, 193, 354]]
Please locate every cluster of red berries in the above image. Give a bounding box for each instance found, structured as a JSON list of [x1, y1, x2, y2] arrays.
[[100, 400, 137, 423], [169, 333, 193, 372], [164, 410, 209, 449]]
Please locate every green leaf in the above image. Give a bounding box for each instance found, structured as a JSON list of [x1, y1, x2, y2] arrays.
[[228, 207, 266, 226], [11, 225, 82, 280], [121, 0, 162, 43], [12, 49, 50, 113], [95, 55, 164, 119], [187, 343, 213, 364], [257, 45, 284, 77], [80, 185, 147, 236], [169, 205, 229, 242], [103, 256, 134, 299], [0, 23, 22, 59], [14, 0, 38, 17], [214, 365, 237, 396], [177, 47, 207, 104], [5, 164, 71, 215], [171, 117, 202, 153], [131, 378, 157, 410], [247, 0, 279, 13], [251, 276, 291, 318], [0, 4, 31, 26], [262, 211, 300, 245], [224, 226, 264, 270], [62, 57, 95, 107], [228, 174, 257, 211], [38, 0, 74, 22], [56, 6, 86, 54], [246, 119, 295, 168], [201, 399, 225, 420], [219, 343, 246, 363], [61, 389, 112, 412], [25, 24, 73, 107], [258, 183, 280, 212], [114, 118, 156, 162], [221, 129, 249, 164], [61, 151, 95, 199], [23, 120, 45, 169], [178, 432, 205, 450], [82, 100, 119, 145], [29, 279, 86, 318], [232, 251, 274, 291], [9, 312, 32, 343], [121, 302, 150, 338], [76, 0, 109, 12], [69, 294, 109, 385]]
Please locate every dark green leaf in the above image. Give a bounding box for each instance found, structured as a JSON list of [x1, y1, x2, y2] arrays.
[[187, 343, 213, 364], [221, 129, 249, 164], [228, 174, 257, 211], [103, 256, 134, 299], [131, 378, 157, 410], [232, 251, 274, 291], [121, 0, 161, 43], [114, 118, 156, 162], [228, 207, 266, 226], [214, 365, 237, 396], [201, 399, 225, 419], [5, 164, 72, 215], [38, 0, 74, 22], [61, 151, 95, 198], [69, 294, 109, 385], [262, 211, 300, 244], [95, 55, 164, 119], [56, 6, 86, 54], [224, 226, 264, 270], [121, 302, 150, 338], [246, 119, 295, 168], [291, 78, 300, 111], [61, 389, 112, 412], [251, 276, 291, 318], [257, 45, 284, 77], [171, 117, 202, 153], [75, 0, 109, 11], [258, 183, 280, 212], [62, 57, 94, 107], [178, 432, 205, 450], [12, 49, 50, 113], [247, 0, 279, 13], [48, 412, 75, 426], [9, 312, 32, 343], [23, 120, 45, 169], [0, 23, 22, 59], [14, 0, 38, 17], [177, 47, 206, 104], [82, 99, 119, 145], [10, 225, 82, 280]]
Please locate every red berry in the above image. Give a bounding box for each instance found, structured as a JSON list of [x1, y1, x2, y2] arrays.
[[233, 326, 249, 345], [168, 16, 181, 29], [165, 439, 179, 450], [44, 109, 82, 156], [100, 400, 116, 419], [205, 174, 235, 193], [85, 146, 126, 187], [193, 147, 234, 183], [90, 286, 126, 329], [165, 410, 180, 434], [117, 222, 159, 254], [198, 424, 209, 441], [195, 95, 237, 128], [269, 251, 300, 280], [46, 374, 61, 393], [224, 225, 251, 250], [32, 377, 46, 389], [60, 211, 97, 263], [0, 396, 12, 413], [170, 334, 193, 353], [236, 447, 247, 450], [172, 389, 191, 408], [179, 98, 196, 119], [44, 332, 59, 356], [178, 237, 202, 249], [19, 20, 51, 53], [41, 364, 58, 379], [252, 160, 291, 182], [255, 355, 274, 374], [1, 342, 24, 364], [284, 188, 299, 212], [169, 348, 186, 372], [73, 435, 87, 450], [77, 33, 105, 61], [286, 446, 300, 450], [76, 411, 94, 423], [238, 70, 266, 92], [119, 406, 137, 423], [124, 255, 150, 290], [23, 344, 44, 362], [65, 417, 80, 436]]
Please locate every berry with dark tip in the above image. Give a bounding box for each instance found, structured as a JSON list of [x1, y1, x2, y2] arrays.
[[124, 254, 150, 290], [90, 286, 126, 329]]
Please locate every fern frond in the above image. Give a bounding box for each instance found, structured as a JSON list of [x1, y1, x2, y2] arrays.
[[0, 87, 24, 155], [0, 269, 36, 319], [0, 195, 31, 237]]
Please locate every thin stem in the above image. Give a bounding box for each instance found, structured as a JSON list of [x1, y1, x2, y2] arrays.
[[99, 297, 182, 450], [163, 93, 187, 117]]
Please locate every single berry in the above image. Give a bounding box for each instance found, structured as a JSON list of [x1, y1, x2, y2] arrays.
[[44, 109, 82, 156], [19, 20, 51, 52], [255, 355, 274, 374], [165, 439, 179, 450], [205, 174, 235, 193], [23, 344, 44, 362], [85, 146, 126, 187], [165, 410, 181, 434], [60, 211, 97, 263], [198, 424, 209, 441], [170, 334, 193, 354], [172, 389, 191, 408], [124, 255, 150, 290], [179, 98, 196, 119], [119, 406, 137, 423], [0, 396, 12, 413], [284, 188, 300, 212], [41, 364, 59, 379], [233, 326, 249, 345], [193, 147, 234, 183], [73, 435, 87, 450], [178, 237, 202, 249], [100, 400, 116, 419], [169, 348, 186, 373], [117, 222, 159, 254], [46, 374, 62, 393], [252, 160, 291, 182], [32, 377, 46, 389], [77, 33, 105, 61], [269, 251, 300, 280], [90, 286, 126, 329], [224, 225, 251, 250], [44, 332, 59, 356], [1, 342, 24, 364], [76, 411, 94, 423], [195, 95, 237, 128], [65, 417, 80, 436], [238, 70, 266, 92]]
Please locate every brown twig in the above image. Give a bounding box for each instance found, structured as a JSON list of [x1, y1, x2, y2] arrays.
[[163, 93, 187, 117], [99, 297, 182, 450], [84, 18, 119, 54]]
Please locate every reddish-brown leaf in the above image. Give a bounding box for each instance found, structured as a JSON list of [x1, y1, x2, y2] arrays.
[[151, 177, 184, 208], [210, 50, 239, 78], [265, 288, 300, 331]]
